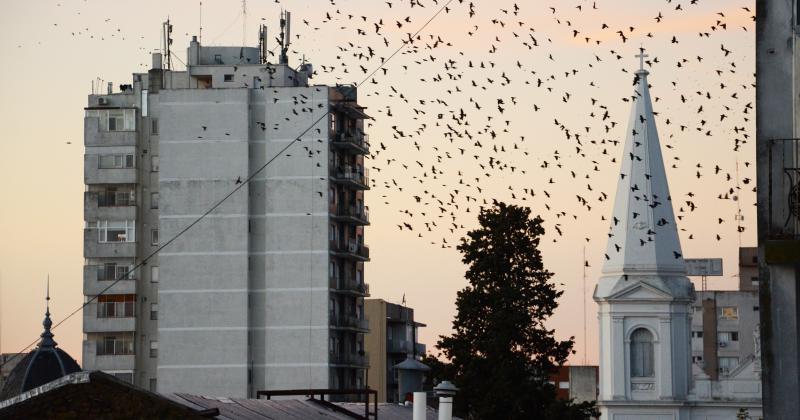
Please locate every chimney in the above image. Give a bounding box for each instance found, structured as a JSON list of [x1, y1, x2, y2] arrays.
[[152, 52, 163, 70]]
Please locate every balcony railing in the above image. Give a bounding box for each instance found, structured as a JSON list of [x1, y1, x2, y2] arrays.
[[330, 314, 369, 332], [330, 351, 369, 367], [97, 190, 135, 207], [331, 204, 370, 225], [331, 132, 370, 154], [92, 264, 135, 281], [330, 166, 370, 190], [330, 239, 370, 260], [766, 138, 800, 239], [97, 301, 135, 318], [96, 338, 135, 356], [329, 276, 369, 295]]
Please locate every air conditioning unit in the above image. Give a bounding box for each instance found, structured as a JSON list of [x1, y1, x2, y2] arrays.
[[98, 97, 109, 106]]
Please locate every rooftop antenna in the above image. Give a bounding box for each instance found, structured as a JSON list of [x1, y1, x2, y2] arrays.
[[199, 1, 203, 44], [279, 10, 291, 64], [162, 18, 173, 70], [242, 0, 247, 46], [258, 24, 268, 64], [582, 246, 588, 365], [734, 159, 744, 248]]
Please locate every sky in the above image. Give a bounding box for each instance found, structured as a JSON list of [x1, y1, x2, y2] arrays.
[[0, 0, 756, 366]]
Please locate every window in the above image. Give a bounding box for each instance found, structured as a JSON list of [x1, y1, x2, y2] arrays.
[[330, 113, 337, 133], [149, 340, 158, 358], [719, 307, 739, 320], [751, 277, 759, 286], [98, 154, 135, 169], [692, 356, 703, 364], [97, 334, 134, 355], [214, 54, 223, 64], [86, 109, 135, 131], [97, 294, 135, 318], [150, 192, 159, 209], [224, 74, 234, 82], [693, 306, 703, 313], [754, 306, 760, 312], [719, 357, 739, 375], [96, 220, 136, 243], [149, 378, 157, 392], [718, 331, 739, 344], [151, 229, 159, 246], [151, 266, 159, 283], [96, 263, 133, 281], [151, 155, 159, 172], [141, 90, 148, 116], [151, 119, 159, 135], [559, 381, 569, 390], [150, 303, 158, 320], [630, 328, 655, 378], [691, 331, 703, 338], [97, 188, 135, 207]]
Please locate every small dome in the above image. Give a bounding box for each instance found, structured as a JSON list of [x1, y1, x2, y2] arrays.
[[0, 291, 81, 401]]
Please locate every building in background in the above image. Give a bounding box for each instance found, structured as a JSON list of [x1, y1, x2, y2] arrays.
[[364, 299, 427, 403], [549, 365, 598, 404], [756, 1, 800, 417], [83, 14, 371, 397]]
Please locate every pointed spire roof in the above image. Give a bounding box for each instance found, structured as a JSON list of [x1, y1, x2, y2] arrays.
[[602, 49, 686, 276], [39, 276, 56, 348]]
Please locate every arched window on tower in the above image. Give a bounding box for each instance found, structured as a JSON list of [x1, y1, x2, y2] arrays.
[[630, 328, 655, 377]]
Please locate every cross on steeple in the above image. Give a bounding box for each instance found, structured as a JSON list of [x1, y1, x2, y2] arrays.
[[636, 47, 649, 71]]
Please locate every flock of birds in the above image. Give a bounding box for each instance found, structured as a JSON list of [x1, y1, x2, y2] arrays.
[[22, 0, 757, 261]]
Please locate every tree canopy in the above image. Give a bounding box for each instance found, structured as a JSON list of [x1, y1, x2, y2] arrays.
[[434, 202, 598, 420]]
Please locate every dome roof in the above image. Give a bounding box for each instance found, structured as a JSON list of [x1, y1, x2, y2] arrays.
[[0, 289, 81, 401]]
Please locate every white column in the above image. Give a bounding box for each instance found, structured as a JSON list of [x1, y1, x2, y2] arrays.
[[438, 397, 453, 420], [611, 315, 626, 399], [659, 317, 674, 399], [413, 392, 426, 420]]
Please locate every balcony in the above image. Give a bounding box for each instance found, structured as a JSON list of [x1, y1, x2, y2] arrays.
[[329, 276, 369, 296], [84, 229, 136, 259], [331, 132, 370, 154], [83, 303, 136, 333], [330, 314, 369, 333], [330, 166, 370, 190], [330, 351, 369, 368], [330, 239, 370, 261], [763, 138, 800, 263], [82, 340, 135, 371], [331, 204, 370, 226], [85, 191, 136, 221], [84, 117, 137, 147], [83, 265, 136, 295]]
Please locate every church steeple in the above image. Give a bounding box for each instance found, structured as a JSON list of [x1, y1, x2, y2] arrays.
[[602, 47, 686, 276], [39, 276, 57, 349]]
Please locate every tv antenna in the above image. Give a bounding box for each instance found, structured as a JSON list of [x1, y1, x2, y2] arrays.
[[242, 0, 247, 46], [279, 10, 291, 64], [199, 1, 203, 43], [162, 18, 173, 70]]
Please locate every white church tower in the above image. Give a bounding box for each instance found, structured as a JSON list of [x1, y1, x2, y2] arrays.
[[594, 50, 695, 419]]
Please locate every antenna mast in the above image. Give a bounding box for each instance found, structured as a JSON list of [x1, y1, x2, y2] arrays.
[[582, 246, 588, 365], [242, 0, 247, 46], [199, 1, 203, 44], [162, 19, 173, 70], [279, 10, 291, 64]]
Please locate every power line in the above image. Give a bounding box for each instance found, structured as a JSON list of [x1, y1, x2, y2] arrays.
[[2, 0, 456, 371]]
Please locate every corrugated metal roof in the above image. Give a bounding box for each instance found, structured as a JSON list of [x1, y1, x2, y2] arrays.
[[168, 394, 448, 420]]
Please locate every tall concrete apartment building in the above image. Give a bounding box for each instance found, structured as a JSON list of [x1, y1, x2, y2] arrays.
[[83, 21, 371, 397], [757, 0, 800, 416]]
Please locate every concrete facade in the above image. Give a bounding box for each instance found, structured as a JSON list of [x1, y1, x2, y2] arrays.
[[83, 33, 370, 397], [756, 2, 800, 417], [364, 299, 426, 403]]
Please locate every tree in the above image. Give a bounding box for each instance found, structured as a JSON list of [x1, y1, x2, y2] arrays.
[[436, 202, 598, 420]]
